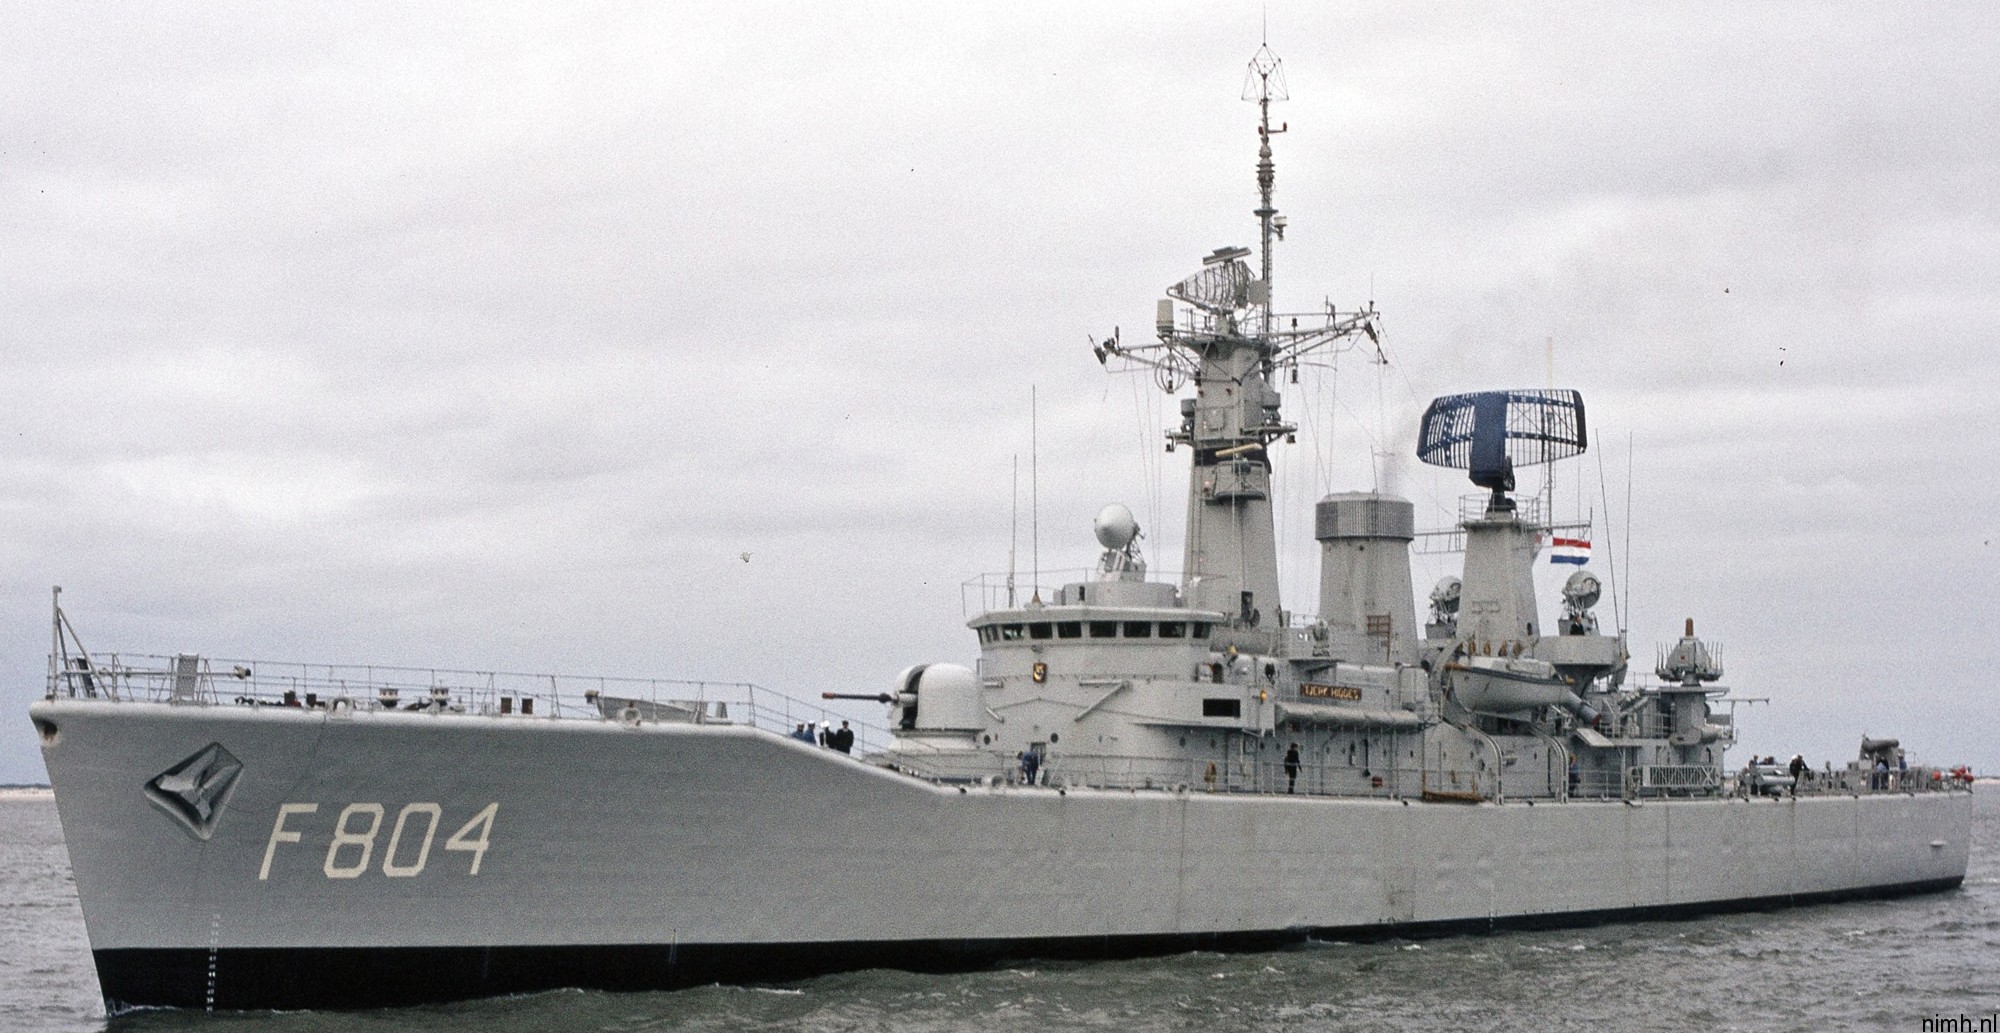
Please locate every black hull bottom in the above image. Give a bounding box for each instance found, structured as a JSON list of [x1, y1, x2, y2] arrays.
[[98, 875, 1964, 1013]]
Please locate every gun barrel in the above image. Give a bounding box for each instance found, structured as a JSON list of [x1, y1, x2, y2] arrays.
[[821, 692, 893, 703]]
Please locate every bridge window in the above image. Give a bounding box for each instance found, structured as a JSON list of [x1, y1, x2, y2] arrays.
[[1123, 622, 1152, 638], [1029, 623, 1053, 640], [1191, 622, 1212, 639], [1089, 621, 1118, 638], [1159, 622, 1186, 638], [1056, 622, 1082, 639], [1203, 698, 1241, 718], [1000, 624, 1024, 641]]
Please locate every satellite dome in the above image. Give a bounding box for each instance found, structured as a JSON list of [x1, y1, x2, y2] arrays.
[[1094, 503, 1140, 550], [1562, 569, 1602, 611], [1429, 576, 1462, 614]]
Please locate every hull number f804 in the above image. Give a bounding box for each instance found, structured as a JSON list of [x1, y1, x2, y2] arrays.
[[258, 802, 498, 881]]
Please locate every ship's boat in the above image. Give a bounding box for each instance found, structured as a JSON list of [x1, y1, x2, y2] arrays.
[[31, 44, 1971, 1013]]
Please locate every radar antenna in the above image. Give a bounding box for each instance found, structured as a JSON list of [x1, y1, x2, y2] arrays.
[[1093, 41, 1377, 399], [1417, 389, 1587, 512]]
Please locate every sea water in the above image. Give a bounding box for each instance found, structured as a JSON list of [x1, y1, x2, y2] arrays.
[[4, 790, 1996, 1033]]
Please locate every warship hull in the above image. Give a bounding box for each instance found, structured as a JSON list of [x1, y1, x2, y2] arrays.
[[35, 699, 1971, 1012]]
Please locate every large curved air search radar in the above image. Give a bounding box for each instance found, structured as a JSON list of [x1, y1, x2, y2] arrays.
[[1417, 389, 1587, 500]]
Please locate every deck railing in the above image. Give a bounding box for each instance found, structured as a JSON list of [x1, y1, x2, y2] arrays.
[[47, 652, 892, 755], [1627, 764, 1721, 795], [1728, 764, 1968, 798]]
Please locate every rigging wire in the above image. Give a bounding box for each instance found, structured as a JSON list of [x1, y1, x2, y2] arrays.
[[1594, 430, 1623, 635], [1624, 430, 1634, 636], [1319, 353, 1337, 495]]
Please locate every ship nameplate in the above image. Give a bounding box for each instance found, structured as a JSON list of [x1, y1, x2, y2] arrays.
[[1299, 683, 1362, 702]]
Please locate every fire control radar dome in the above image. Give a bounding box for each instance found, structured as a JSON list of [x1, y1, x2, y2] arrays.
[[1562, 569, 1602, 612], [1094, 504, 1140, 550]]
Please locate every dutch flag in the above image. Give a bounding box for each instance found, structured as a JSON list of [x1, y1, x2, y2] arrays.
[[1550, 537, 1591, 565]]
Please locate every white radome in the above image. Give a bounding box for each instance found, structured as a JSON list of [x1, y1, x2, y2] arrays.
[[1093, 503, 1139, 550], [1562, 569, 1602, 611]]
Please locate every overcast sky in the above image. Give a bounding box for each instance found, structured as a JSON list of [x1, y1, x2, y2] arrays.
[[4, 3, 1996, 783]]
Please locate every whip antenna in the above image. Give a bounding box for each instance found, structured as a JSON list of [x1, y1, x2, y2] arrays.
[[1244, 41, 1288, 334]]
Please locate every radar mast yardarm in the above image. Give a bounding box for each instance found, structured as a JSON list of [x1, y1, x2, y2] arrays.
[[1095, 42, 1380, 645]]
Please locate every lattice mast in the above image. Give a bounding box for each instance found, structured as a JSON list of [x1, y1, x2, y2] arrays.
[[1247, 43, 1287, 334], [1094, 43, 1379, 644]]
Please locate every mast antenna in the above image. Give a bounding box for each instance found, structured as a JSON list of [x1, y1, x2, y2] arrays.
[[49, 585, 61, 696], [1031, 385, 1040, 606], [1092, 40, 1379, 627], [1008, 454, 1018, 608], [1244, 41, 1288, 334]]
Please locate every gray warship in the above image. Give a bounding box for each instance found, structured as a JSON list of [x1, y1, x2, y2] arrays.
[[31, 45, 1970, 1013]]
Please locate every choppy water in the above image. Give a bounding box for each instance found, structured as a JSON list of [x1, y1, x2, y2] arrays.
[[5, 792, 1997, 1033]]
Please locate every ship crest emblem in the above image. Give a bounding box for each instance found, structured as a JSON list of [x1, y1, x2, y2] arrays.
[[144, 742, 244, 841]]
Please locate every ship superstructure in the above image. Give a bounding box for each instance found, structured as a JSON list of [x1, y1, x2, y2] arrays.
[[29, 44, 1970, 1014], [876, 47, 1714, 807]]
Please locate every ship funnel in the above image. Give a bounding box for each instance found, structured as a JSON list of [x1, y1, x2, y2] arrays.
[[1315, 493, 1416, 664]]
